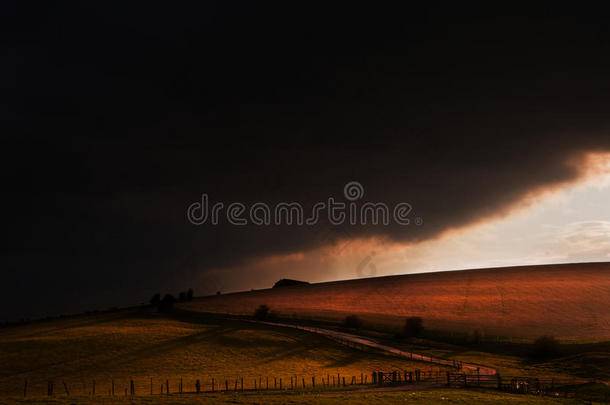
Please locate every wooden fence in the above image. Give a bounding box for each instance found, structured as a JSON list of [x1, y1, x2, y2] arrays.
[[12, 370, 598, 401], [14, 368, 437, 398]]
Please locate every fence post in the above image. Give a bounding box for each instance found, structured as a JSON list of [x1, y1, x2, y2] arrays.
[[180, 377, 183, 394], [225, 380, 228, 392], [280, 378, 282, 390], [241, 377, 243, 392], [24, 380, 27, 397], [196, 379, 201, 393], [63, 381, 69, 396], [312, 376, 315, 388], [166, 380, 169, 395], [274, 377, 277, 389], [92, 380, 96, 396], [302, 377, 305, 388], [212, 378, 215, 392]]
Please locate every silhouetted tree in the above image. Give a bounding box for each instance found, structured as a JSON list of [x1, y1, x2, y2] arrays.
[[404, 317, 423, 338], [471, 329, 483, 345], [533, 335, 560, 359], [254, 305, 270, 320], [158, 294, 176, 312], [149, 293, 161, 306], [186, 288, 194, 301], [343, 315, 363, 330], [178, 291, 186, 301]]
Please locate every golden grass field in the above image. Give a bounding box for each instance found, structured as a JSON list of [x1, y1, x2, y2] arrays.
[[1, 263, 608, 404], [182, 262, 610, 340], [0, 388, 588, 405], [0, 310, 439, 399]]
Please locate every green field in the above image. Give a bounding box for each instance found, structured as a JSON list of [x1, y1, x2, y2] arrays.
[[0, 309, 439, 399], [1, 307, 608, 404], [0, 388, 589, 405]]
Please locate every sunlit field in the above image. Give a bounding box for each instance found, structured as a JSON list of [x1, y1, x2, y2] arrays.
[[0, 310, 437, 399], [0, 388, 587, 405], [182, 263, 610, 341]]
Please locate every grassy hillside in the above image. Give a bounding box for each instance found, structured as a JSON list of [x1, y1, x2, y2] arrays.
[[0, 388, 587, 405], [0, 309, 436, 398], [182, 262, 610, 340]]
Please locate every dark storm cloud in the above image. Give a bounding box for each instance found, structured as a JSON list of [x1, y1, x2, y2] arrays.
[[2, 3, 610, 319]]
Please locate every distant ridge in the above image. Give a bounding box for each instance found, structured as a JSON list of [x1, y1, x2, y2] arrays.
[[273, 279, 310, 288], [183, 262, 610, 340]]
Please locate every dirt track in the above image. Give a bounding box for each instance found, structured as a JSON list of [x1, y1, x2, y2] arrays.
[[255, 320, 497, 375]]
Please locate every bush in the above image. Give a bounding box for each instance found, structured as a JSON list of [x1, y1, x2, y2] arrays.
[[254, 305, 271, 320], [533, 335, 560, 359], [158, 294, 176, 312], [149, 293, 161, 306], [471, 329, 483, 345], [343, 315, 363, 330], [404, 317, 423, 338]]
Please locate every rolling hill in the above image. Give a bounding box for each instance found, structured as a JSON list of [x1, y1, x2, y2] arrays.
[[182, 262, 610, 340]]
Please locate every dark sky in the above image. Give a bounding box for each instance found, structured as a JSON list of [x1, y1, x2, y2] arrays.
[[3, 3, 610, 320]]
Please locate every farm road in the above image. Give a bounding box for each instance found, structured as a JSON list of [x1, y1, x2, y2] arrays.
[[250, 320, 497, 375]]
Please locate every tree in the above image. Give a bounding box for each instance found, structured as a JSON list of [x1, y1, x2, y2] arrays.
[[533, 335, 559, 359], [404, 317, 423, 338], [343, 315, 363, 330], [178, 291, 186, 301], [254, 305, 271, 320], [158, 294, 176, 312], [471, 329, 483, 345], [149, 293, 161, 306], [186, 288, 194, 301]]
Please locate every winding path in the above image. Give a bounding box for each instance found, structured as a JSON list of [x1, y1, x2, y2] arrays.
[[252, 320, 497, 375]]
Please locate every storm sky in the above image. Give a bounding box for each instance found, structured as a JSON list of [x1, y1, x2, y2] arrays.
[[3, 3, 610, 320]]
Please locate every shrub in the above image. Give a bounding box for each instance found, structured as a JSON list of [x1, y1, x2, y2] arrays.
[[404, 317, 423, 338], [533, 335, 560, 359], [254, 305, 271, 320], [149, 293, 161, 306], [158, 294, 176, 312], [343, 315, 363, 330], [471, 329, 483, 345]]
